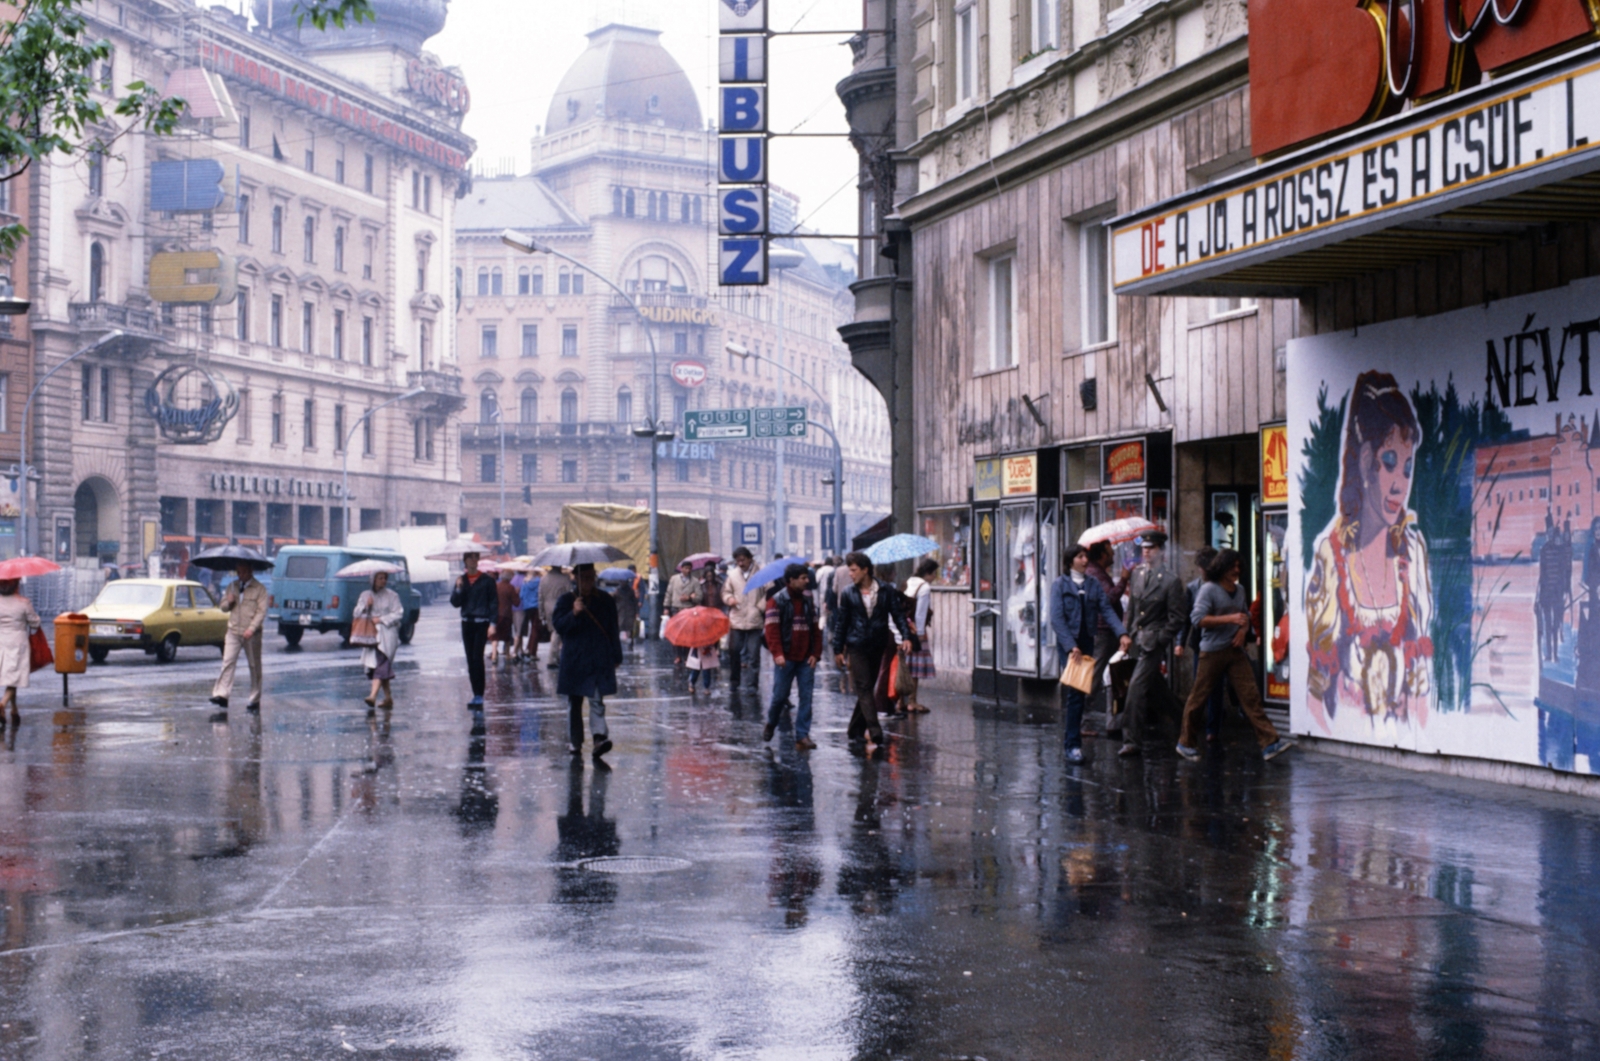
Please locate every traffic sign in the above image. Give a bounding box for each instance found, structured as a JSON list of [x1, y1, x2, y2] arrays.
[[683, 406, 806, 441]]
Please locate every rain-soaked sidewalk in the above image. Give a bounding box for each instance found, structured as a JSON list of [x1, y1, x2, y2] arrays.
[[0, 609, 1598, 1060]]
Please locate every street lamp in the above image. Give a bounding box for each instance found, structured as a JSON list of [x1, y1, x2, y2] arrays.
[[502, 228, 672, 633], [489, 406, 507, 549], [340, 386, 424, 545], [0, 276, 30, 317], [20, 330, 125, 556], [767, 246, 806, 555], [726, 340, 845, 558]]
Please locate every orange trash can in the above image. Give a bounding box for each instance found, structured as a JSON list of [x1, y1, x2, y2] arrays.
[[53, 613, 90, 675]]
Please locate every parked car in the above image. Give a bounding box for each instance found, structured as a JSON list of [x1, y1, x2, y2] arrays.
[[84, 579, 229, 663], [266, 546, 422, 648]]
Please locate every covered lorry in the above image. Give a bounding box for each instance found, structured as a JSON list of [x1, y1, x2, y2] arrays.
[[557, 504, 709, 575], [347, 527, 452, 602]]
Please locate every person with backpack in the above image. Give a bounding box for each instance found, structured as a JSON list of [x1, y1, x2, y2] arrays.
[[762, 563, 822, 750]]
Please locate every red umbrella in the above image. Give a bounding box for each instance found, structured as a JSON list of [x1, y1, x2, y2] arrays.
[[682, 552, 723, 570], [664, 606, 731, 649], [0, 556, 61, 580]]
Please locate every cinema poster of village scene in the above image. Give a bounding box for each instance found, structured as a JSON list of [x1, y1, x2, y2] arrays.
[[1287, 276, 1600, 775]]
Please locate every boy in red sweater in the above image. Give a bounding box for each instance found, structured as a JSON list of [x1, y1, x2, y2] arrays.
[[762, 564, 821, 750]]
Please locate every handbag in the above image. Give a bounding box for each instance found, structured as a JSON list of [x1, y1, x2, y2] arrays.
[[1060, 652, 1095, 693], [349, 615, 379, 647], [891, 651, 917, 697], [29, 628, 53, 673]]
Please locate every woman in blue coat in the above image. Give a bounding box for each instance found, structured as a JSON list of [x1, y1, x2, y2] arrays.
[[552, 563, 623, 759], [1050, 544, 1127, 763]]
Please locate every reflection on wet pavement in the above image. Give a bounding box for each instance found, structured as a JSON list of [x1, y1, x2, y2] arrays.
[[0, 611, 1597, 1058]]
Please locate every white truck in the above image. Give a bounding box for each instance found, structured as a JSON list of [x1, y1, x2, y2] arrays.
[[347, 527, 453, 603]]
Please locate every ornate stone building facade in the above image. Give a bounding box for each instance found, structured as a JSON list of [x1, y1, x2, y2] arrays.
[[22, 0, 472, 570], [455, 24, 888, 558]]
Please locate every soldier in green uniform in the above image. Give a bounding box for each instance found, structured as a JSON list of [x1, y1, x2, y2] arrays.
[[1116, 532, 1187, 757]]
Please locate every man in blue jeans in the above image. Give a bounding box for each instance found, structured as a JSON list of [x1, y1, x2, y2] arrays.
[[761, 564, 821, 750]]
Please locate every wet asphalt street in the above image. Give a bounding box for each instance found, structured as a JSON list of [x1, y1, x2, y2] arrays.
[[0, 609, 1598, 1060]]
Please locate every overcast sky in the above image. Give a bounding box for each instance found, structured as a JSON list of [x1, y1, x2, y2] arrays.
[[429, 0, 864, 238]]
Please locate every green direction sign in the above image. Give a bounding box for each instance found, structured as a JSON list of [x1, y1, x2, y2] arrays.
[[684, 406, 806, 441]]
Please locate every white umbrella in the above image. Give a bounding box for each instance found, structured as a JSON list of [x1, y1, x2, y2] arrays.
[[425, 536, 490, 561], [1078, 517, 1158, 546], [334, 558, 403, 579], [530, 541, 632, 568]]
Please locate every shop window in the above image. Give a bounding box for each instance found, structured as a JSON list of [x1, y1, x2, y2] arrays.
[[266, 503, 292, 538], [160, 497, 188, 535], [1062, 445, 1101, 491], [232, 502, 260, 537], [919, 509, 971, 588], [298, 506, 325, 541], [195, 499, 224, 536]]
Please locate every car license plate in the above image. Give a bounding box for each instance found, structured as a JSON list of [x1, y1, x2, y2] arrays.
[[298, 614, 313, 625], [92, 623, 115, 636]]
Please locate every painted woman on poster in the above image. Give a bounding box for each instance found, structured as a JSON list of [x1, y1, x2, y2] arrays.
[[1304, 371, 1435, 734]]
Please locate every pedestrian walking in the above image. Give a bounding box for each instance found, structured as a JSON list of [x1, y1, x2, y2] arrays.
[[830, 559, 854, 670], [762, 563, 821, 749], [1176, 549, 1294, 762], [1117, 532, 1187, 757], [552, 563, 621, 759], [665, 560, 698, 670], [354, 570, 403, 711], [491, 569, 517, 662], [450, 551, 498, 708], [1049, 545, 1126, 764], [816, 556, 837, 631], [723, 546, 765, 694], [1184, 546, 1226, 742], [1085, 540, 1126, 726], [831, 551, 908, 750], [614, 571, 639, 649], [520, 568, 543, 656], [899, 558, 938, 713], [209, 561, 269, 714], [686, 642, 719, 693], [510, 571, 528, 661], [539, 566, 573, 670], [0, 579, 41, 727]]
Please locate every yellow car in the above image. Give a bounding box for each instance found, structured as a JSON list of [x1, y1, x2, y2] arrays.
[[84, 579, 229, 663]]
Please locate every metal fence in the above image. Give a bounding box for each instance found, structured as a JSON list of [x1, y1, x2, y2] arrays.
[[24, 568, 108, 620]]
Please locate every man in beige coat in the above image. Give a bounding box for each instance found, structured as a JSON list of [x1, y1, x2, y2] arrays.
[[210, 562, 268, 713], [722, 547, 765, 694], [538, 566, 573, 670]]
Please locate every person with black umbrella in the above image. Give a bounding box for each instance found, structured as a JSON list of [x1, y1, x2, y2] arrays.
[[450, 550, 498, 708], [210, 560, 268, 714], [552, 563, 621, 759]]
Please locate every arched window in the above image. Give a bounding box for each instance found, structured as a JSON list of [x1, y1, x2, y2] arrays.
[[560, 387, 578, 423], [490, 267, 503, 296], [518, 267, 530, 295], [624, 189, 635, 217], [479, 390, 499, 424], [612, 186, 623, 214], [520, 388, 538, 423], [89, 241, 106, 301], [615, 386, 632, 424], [476, 268, 488, 296], [625, 254, 688, 294]]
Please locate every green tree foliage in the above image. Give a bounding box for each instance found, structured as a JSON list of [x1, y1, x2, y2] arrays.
[[0, 0, 372, 255], [1297, 385, 1345, 571]]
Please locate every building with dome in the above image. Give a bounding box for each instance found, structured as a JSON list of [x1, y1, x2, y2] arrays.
[[18, 0, 473, 593], [454, 24, 890, 560]]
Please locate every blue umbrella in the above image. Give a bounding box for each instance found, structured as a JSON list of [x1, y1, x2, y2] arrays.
[[741, 555, 813, 596], [598, 567, 634, 583], [865, 533, 939, 566]]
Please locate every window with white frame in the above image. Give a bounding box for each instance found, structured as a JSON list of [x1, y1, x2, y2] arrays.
[[988, 255, 1016, 369], [955, 0, 978, 105], [1082, 222, 1114, 346], [1209, 296, 1258, 318], [1032, 0, 1059, 52]]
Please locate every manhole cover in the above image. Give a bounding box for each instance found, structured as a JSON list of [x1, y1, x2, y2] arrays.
[[577, 856, 692, 875]]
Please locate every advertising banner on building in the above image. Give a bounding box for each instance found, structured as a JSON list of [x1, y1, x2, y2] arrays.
[[1288, 275, 1600, 774]]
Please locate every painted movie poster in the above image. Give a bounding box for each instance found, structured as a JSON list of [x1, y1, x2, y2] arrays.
[[1288, 276, 1600, 774]]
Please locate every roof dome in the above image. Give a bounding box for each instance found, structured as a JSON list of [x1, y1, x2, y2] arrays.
[[545, 24, 701, 132], [253, 0, 448, 53]]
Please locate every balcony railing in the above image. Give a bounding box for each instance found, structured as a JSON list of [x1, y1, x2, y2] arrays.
[[461, 421, 631, 443], [70, 301, 163, 333], [407, 368, 464, 396]]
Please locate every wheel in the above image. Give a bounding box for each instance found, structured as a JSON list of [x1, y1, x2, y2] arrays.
[[281, 625, 304, 648], [399, 621, 415, 646], [89, 645, 109, 664], [155, 633, 180, 663]]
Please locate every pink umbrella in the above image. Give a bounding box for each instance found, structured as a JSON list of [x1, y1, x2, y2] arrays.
[[1078, 517, 1158, 547], [0, 556, 62, 580], [683, 552, 723, 570]]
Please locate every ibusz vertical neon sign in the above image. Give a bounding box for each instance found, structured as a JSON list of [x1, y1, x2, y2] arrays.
[[718, 0, 768, 285]]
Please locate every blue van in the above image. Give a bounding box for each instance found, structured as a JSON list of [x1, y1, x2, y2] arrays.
[[266, 545, 423, 648]]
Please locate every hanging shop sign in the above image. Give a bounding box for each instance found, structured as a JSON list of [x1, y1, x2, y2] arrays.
[[144, 363, 238, 444], [1103, 440, 1147, 486], [1112, 43, 1600, 295], [149, 250, 238, 304], [718, 0, 768, 286], [670, 360, 708, 387], [1260, 423, 1289, 506], [1001, 454, 1037, 496], [200, 40, 471, 171], [974, 458, 1003, 501]]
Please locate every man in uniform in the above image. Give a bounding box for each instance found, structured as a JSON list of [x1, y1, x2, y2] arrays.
[[210, 560, 268, 716], [1116, 531, 1187, 757]]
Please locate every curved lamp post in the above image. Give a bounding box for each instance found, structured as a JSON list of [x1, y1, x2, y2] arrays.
[[340, 387, 424, 544]]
